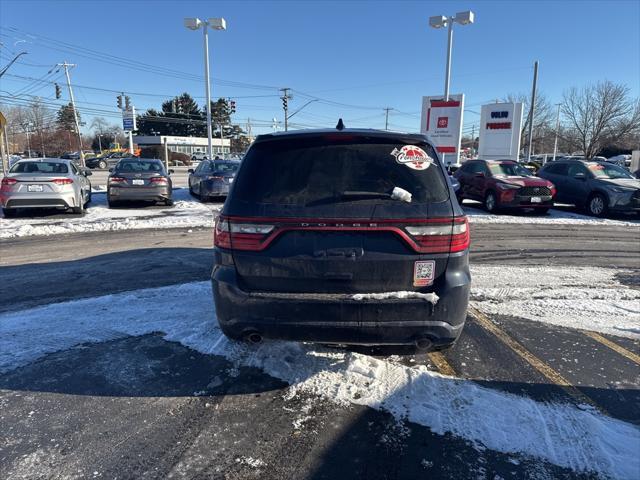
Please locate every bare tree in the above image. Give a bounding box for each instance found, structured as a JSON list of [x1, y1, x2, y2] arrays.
[[561, 80, 640, 159], [504, 92, 555, 153]]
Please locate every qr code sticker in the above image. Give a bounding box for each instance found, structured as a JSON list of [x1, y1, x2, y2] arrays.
[[414, 261, 435, 287]]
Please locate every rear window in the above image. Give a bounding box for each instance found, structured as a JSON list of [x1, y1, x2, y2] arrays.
[[116, 160, 163, 172], [232, 137, 449, 205], [10, 162, 68, 174], [209, 162, 239, 174]]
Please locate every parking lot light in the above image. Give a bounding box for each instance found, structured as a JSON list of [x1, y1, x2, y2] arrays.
[[184, 17, 227, 160], [429, 11, 475, 101]]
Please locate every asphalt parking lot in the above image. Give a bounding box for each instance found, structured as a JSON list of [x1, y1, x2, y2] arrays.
[[1, 221, 639, 479]]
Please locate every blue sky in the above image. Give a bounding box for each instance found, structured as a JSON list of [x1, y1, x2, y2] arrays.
[[1, 0, 638, 136]]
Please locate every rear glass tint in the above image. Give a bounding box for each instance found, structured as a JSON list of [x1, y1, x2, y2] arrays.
[[10, 162, 68, 174], [209, 162, 240, 174], [116, 160, 163, 172], [233, 137, 448, 205]]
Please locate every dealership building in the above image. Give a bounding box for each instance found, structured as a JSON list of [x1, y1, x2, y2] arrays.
[[133, 135, 231, 156]]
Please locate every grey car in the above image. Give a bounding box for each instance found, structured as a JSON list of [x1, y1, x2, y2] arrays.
[[538, 160, 640, 216], [107, 158, 173, 207], [1, 158, 92, 217], [188, 160, 240, 201]]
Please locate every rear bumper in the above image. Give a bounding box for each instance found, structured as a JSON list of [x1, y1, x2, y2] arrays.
[[0, 192, 75, 210], [201, 180, 230, 196], [108, 186, 171, 201], [212, 252, 471, 346]]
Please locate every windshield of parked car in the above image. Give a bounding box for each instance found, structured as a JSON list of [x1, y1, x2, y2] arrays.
[[488, 162, 532, 177], [116, 160, 163, 173], [587, 162, 634, 179], [208, 162, 239, 174], [233, 137, 448, 205], [10, 161, 69, 174]]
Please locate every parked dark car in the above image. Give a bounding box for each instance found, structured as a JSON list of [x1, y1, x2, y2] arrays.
[[453, 159, 556, 213], [188, 160, 240, 201], [107, 158, 173, 207], [86, 155, 122, 170], [538, 160, 640, 216], [212, 128, 471, 350]]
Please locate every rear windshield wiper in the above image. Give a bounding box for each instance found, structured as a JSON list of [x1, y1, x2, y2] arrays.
[[305, 188, 412, 206], [340, 190, 391, 199]]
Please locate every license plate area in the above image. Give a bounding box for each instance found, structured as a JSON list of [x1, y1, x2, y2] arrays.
[[28, 184, 44, 192], [530, 196, 542, 203], [132, 179, 145, 185]]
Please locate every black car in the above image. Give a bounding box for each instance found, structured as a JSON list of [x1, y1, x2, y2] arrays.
[[538, 160, 640, 216], [188, 160, 240, 201], [107, 158, 173, 207], [86, 155, 121, 170], [211, 128, 471, 350]]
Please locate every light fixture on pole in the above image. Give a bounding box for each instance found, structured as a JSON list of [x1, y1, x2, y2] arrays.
[[184, 16, 226, 160], [428, 11, 474, 101]]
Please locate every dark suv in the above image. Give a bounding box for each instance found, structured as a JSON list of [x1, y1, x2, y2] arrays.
[[538, 160, 640, 216], [211, 128, 471, 350]]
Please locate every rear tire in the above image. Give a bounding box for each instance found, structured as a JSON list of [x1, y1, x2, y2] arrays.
[[2, 208, 17, 218], [164, 199, 174, 206], [484, 191, 499, 213], [84, 189, 92, 207], [98, 160, 107, 169], [72, 193, 85, 214], [587, 193, 607, 217], [108, 199, 118, 208]]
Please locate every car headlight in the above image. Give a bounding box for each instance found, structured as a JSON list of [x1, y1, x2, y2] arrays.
[[496, 183, 520, 190]]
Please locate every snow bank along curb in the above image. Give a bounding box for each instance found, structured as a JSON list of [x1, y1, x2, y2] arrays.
[[470, 265, 640, 340], [1, 280, 638, 479]]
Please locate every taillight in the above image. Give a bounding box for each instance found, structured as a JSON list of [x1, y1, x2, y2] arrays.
[[549, 183, 556, 197], [214, 216, 275, 250], [51, 178, 73, 185], [109, 176, 126, 184], [150, 177, 169, 184], [405, 217, 469, 253], [1, 178, 18, 190]]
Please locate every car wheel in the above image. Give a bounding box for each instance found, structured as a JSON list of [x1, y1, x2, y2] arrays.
[[484, 191, 498, 213], [84, 189, 92, 207], [98, 161, 107, 169], [587, 193, 607, 217], [2, 208, 17, 218], [108, 199, 117, 208], [189, 182, 195, 196], [164, 198, 174, 206]]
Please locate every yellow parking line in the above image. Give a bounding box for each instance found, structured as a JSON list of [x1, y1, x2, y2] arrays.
[[583, 331, 640, 366], [428, 352, 456, 376], [468, 306, 607, 413]]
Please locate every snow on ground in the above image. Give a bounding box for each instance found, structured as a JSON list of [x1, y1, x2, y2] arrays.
[[0, 189, 220, 239], [1, 276, 639, 479], [1, 194, 638, 240], [464, 201, 640, 227], [470, 265, 640, 339]]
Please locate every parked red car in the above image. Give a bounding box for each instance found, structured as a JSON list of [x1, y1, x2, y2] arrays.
[[453, 159, 556, 213]]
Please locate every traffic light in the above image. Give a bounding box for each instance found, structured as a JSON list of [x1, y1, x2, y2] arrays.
[[55, 83, 61, 99], [125, 96, 131, 110], [229, 100, 236, 114], [117, 95, 123, 109]]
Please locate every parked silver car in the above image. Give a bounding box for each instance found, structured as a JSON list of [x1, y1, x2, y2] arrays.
[[107, 158, 173, 207], [1, 158, 92, 217]]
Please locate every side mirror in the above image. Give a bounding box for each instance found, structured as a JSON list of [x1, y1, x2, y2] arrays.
[[187, 169, 194, 174], [574, 172, 586, 180], [108, 168, 114, 173], [169, 169, 175, 174]]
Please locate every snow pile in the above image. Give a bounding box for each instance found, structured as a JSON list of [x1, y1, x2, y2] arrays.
[[0, 189, 220, 239], [464, 203, 640, 227], [470, 265, 640, 339], [352, 291, 439, 304], [1, 281, 639, 479]]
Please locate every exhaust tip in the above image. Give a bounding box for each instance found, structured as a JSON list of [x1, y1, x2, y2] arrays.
[[246, 332, 263, 344], [414, 337, 432, 350]]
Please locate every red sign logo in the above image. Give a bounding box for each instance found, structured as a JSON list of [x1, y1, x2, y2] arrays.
[[437, 117, 449, 128]]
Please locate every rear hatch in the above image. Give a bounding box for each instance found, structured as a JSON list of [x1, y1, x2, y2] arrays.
[[219, 133, 464, 294]]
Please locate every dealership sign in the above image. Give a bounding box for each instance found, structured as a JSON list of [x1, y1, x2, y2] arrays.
[[420, 94, 465, 165], [477, 102, 523, 161]]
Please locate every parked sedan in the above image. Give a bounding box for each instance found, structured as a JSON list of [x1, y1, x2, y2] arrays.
[[538, 160, 640, 216], [86, 155, 121, 170], [107, 158, 173, 207], [0, 158, 92, 217], [188, 160, 240, 201], [454, 159, 556, 213]]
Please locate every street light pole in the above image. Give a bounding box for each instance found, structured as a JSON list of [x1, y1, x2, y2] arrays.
[[444, 20, 453, 101], [552, 103, 561, 162], [185, 17, 226, 160], [58, 62, 85, 166]]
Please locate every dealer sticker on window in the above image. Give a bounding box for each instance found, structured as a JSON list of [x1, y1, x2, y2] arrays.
[[390, 145, 435, 171], [413, 260, 435, 287]]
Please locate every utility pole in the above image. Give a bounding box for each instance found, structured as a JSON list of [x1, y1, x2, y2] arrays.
[[22, 123, 32, 158], [58, 62, 85, 166], [247, 118, 252, 139], [552, 103, 561, 162], [280, 88, 291, 131], [471, 124, 476, 154], [526, 60, 538, 162], [384, 107, 392, 130]]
